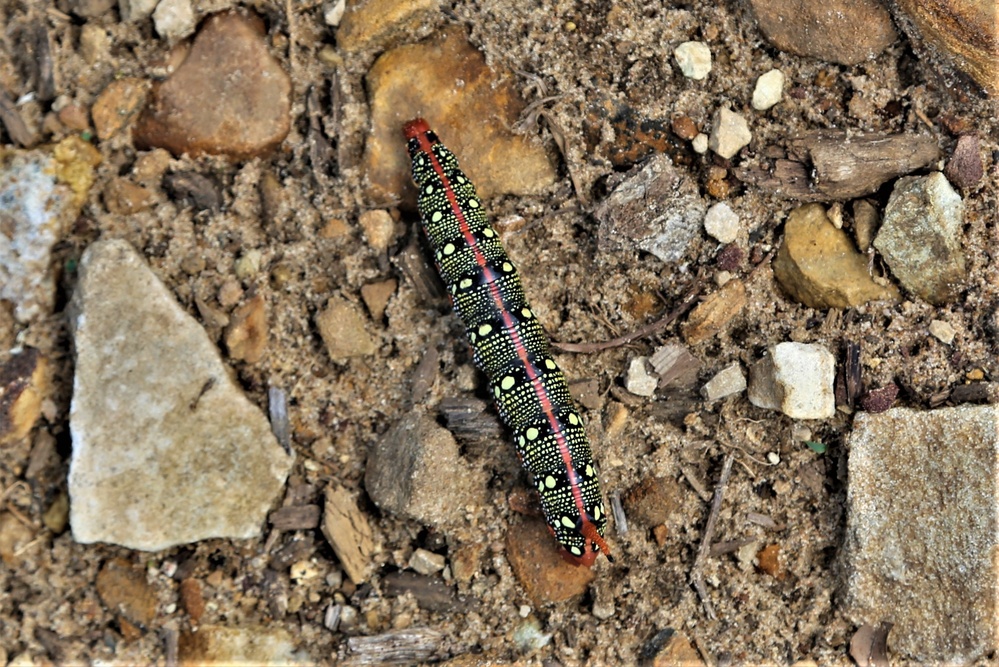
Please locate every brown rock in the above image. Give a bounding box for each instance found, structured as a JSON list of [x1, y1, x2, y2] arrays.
[[358, 209, 397, 251], [647, 630, 705, 667], [450, 542, 485, 584], [364, 26, 556, 209], [224, 294, 267, 363], [749, 0, 896, 65], [505, 516, 596, 605], [773, 204, 899, 308], [91, 78, 149, 140], [179, 626, 297, 665], [316, 296, 378, 361], [756, 543, 783, 578], [103, 178, 155, 215], [624, 476, 682, 527], [179, 578, 205, 622], [682, 280, 747, 345], [337, 0, 441, 53], [0, 347, 49, 446], [321, 485, 379, 585], [360, 279, 397, 322], [57, 104, 91, 131], [135, 11, 291, 159], [96, 558, 158, 628], [945, 135, 984, 189], [0, 513, 35, 566]]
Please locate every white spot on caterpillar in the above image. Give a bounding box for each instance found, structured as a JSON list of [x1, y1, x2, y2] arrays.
[[478, 323, 492, 336], [521, 308, 532, 318], [568, 413, 579, 425], [431, 211, 443, 223], [502, 262, 514, 272], [526, 427, 539, 441], [561, 516, 576, 528], [443, 243, 456, 255], [483, 228, 495, 237], [459, 278, 473, 289], [494, 386, 501, 398], [585, 464, 594, 477], [456, 175, 466, 184], [570, 546, 582, 555], [425, 184, 435, 194], [545, 475, 556, 489], [501, 376, 515, 391], [518, 435, 526, 447], [593, 504, 602, 520]]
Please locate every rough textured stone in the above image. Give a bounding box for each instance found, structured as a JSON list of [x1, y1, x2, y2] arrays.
[[91, 78, 149, 140], [316, 296, 378, 361], [708, 108, 751, 160], [673, 41, 712, 80], [505, 516, 596, 605], [68, 239, 293, 551], [749, 0, 897, 65], [701, 362, 747, 401], [135, 11, 291, 159], [321, 485, 379, 585], [624, 357, 658, 397], [748, 342, 835, 419], [364, 26, 556, 209], [0, 348, 49, 446], [152, 0, 196, 42], [337, 0, 441, 53], [773, 204, 899, 308], [178, 626, 302, 664], [945, 134, 984, 189], [682, 280, 747, 345], [95, 558, 157, 628], [874, 172, 966, 305], [752, 68, 784, 110], [845, 406, 999, 663], [703, 202, 740, 244]]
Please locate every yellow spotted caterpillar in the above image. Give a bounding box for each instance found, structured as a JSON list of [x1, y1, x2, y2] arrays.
[[404, 118, 611, 566]]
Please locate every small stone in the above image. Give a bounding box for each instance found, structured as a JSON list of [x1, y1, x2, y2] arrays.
[[322, 485, 379, 585], [224, 294, 267, 363], [42, 492, 70, 534], [337, 0, 441, 53], [135, 11, 292, 159], [701, 362, 746, 401], [179, 578, 205, 622], [852, 199, 880, 252], [682, 279, 747, 345], [132, 149, 172, 185], [96, 558, 158, 628], [860, 383, 898, 413], [234, 250, 262, 280], [317, 296, 378, 361], [163, 171, 222, 213], [408, 548, 446, 575], [645, 630, 704, 666], [944, 135, 983, 190], [874, 172, 966, 305], [153, 0, 196, 42], [0, 513, 35, 566], [358, 209, 396, 251], [323, 0, 346, 26], [752, 68, 784, 110], [625, 357, 658, 397], [58, 104, 91, 131], [360, 279, 398, 321], [756, 544, 782, 577], [450, 543, 484, 584], [103, 178, 155, 215], [79, 24, 110, 64], [91, 78, 149, 141], [119, 0, 157, 21], [624, 476, 681, 527], [217, 279, 243, 308], [671, 115, 698, 140], [708, 108, 751, 160], [703, 202, 740, 243], [0, 348, 50, 446], [766, 452, 780, 465], [68, 240, 293, 550], [929, 319, 955, 345], [178, 626, 298, 665], [748, 342, 836, 419], [505, 517, 595, 605], [773, 203, 899, 308], [691, 133, 708, 153], [673, 41, 712, 80], [845, 406, 999, 662]]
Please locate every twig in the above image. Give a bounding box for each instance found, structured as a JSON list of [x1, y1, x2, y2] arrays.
[[690, 452, 735, 620], [553, 286, 701, 353]]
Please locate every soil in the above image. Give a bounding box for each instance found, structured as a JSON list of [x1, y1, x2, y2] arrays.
[[1, 0, 998, 665]]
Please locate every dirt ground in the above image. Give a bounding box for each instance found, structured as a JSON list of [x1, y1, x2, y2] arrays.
[[1, 0, 998, 665]]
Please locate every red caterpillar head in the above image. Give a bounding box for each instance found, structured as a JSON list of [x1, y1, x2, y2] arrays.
[[549, 511, 613, 567], [403, 117, 432, 139]]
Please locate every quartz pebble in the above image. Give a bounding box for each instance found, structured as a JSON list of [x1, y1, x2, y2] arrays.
[[748, 342, 835, 419], [673, 41, 712, 80], [702, 362, 747, 401], [153, 0, 196, 42], [929, 319, 955, 345], [625, 358, 658, 397], [752, 69, 784, 110], [359, 209, 396, 251], [708, 108, 752, 160], [703, 202, 740, 243], [409, 548, 446, 575]]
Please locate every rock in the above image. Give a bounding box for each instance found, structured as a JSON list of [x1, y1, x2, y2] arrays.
[[649, 343, 699, 390], [364, 412, 487, 530], [163, 171, 223, 214], [682, 280, 747, 345], [324, 0, 346, 26], [91, 78, 149, 141], [701, 362, 747, 401], [708, 108, 751, 160], [773, 203, 899, 308], [0, 512, 35, 566], [624, 476, 681, 527], [748, 0, 896, 65], [360, 279, 397, 321], [316, 296, 378, 361], [322, 485, 379, 585], [0, 348, 50, 446], [178, 626, 301, 664], [179, 578, 205, 622], [929, 320, 956, 346], [748, 342, 835, 419], [135, 11, 292, 159], [152, 0, 196, 42], [752, 68, 784, 110], [345, 629, 444, 665], [505, 517, 595, 605], [691, 133, 708, 153], [673, 41, 712, 80], [852, 199, 880, 252], [337, 0, 441, 53], [0, 137, 100, 323], [358, 209, 396, 251], [119, 0, 157, 21], [643, 629, 705, 667], [703, 202, 740, 244], [103, 178, 156, 215], [595, 154, 705, 264], [625, 357, 657, 397], [96, 558, 158, 629], [845, 405, 999, 663], [408, 548, 446, 575], [68, 240, 293, 550], [364, 26, 556, 208], [944, 135, 983, 189], [756, 544, 782, 578], [860, 383, 898, 413], [874, 172, 966, 305], [224, 294, 268, 363]]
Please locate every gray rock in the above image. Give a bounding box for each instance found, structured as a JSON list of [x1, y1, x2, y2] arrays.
[[701, 362, 746, 401], [119, 0, 157, 21], [68, 239, 293, 551], [748, 342, 835, 419], [708, 108, 752, 160], [153, 0, 196, 42], [625, 357, 658, 397], [595, 154, 705, 264], [845, 406, 999, 663], [874, 172, 965, 305]]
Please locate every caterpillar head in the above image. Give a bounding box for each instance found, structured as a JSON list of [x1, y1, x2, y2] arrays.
[[550, 509, 613, 568]]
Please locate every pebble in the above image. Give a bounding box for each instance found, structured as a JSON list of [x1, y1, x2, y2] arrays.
[[360, 279, 398, 321], [178, 626, 299, 664], [929, 319, 955, 345], [0, 348, 49, 446], [95, 558, 158, 628], [623, 475, 681, 526], [649, 343, 700, 390], [682, 279, 747, 345], [845, 406, 999, 662], [748, 0, 896, 65], [103, 178, 156, 215], [624, 357, 658, 397], [135, 11, 292, 159], [0, 137, 101, 323], [643, 630, 705, 666], [874, 172, 966, 305], [748, 342, 835, 419], [751, 68, 784, 110], [224, 294, 268, 363], [773, 203, 899, 308], [91, 77, 149, 141], [703, 202, 740, 243], [408, 548, 446, 575], [234, 249, 262, 280], [505, 517, 595, 605], [120, 0, 157, 21], [316, 296, 378, 360], [358, 209, 396, 251], [944, 135, 983, 190], [79, 24, 110, 64], [860, 383, 898, 413], [691, 133, 708, 153], [337, 0, 440, 53], [153, 0, 196, 42], [321, 485, 379, 585], [673, 41, 712, 80], [179, 577, 205, 622], [68, 240, 294, 550], [323, 0, 346, 27], [852, 199, 879, 252], [363, 26, 556, 208], [708, 108, 752, 160], [595, 154, 705, 264], [364, 412, 487, 530], [701, 362, 747, 401], [0, 513, 35, 566]]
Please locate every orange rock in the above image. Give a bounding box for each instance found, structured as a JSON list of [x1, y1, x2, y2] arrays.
[[757, 543, 783, 578], [103, 178, 156, 215], [337, 0, 442, 53], [682, 280, 747, 345], [505, 517, 595, 605], [180, 577, 205, 622], [91, 78, 149, 140], [360, 279, 398, 321], [650, 630, 705, 667], [95, 558, 157, 628]]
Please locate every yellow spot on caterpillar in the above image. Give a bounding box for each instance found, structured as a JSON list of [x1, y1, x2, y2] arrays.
[[545, 475, 556, 489], [443, 243, 456, 255], [561, 516, 576, 528], [425, 184, 435, 194], [593, 504, 602, 520], [570, 546, 582, 555], [585, 464, 594, 477], [468, 198, 480, 208], [518, 435, 526, 447], [545, 359, 557, 370], [431, 211, 443, 223], [459, 278, 473, 289], [494, 386, 501, 398], [526, 427, 539, 441], [483, 228, 495, 237], [502, 262, 514, 272], [478, 323, 492, 336], [501, 376, 515, 391], [522, 308, 532, 318], [568, 413, 579, 425], [468, 332, 477, 343], [456, 175, 466, 184]]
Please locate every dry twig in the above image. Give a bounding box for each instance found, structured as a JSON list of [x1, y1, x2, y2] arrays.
[[690, 452, 735, 620]]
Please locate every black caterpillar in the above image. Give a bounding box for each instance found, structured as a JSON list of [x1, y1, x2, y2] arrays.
[[404, 118, 610, 566]]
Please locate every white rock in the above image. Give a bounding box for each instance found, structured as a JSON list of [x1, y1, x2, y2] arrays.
[[708, 108, 752, 160], [625, 357, 657, 397], [119, 0, 157, 21], [929, 319, 955, 345], [752, 69, 784, 110], [701, 362, 747, 401], [323, 0, 346, 26], [748, 342, 835, 419], [68, 239, 293, 551], [674, 41, 712, 80], [703, 202, 740, 243], [153, 0, 196, 42], [408, 548, 446, 575], [691, 133, 709, 154]]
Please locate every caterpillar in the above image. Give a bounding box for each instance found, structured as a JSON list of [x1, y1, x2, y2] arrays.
[[403, 118, 611, 567]]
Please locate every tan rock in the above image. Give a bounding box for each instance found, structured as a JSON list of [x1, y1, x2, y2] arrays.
[[316, 296, 378, 360], [103, 178, 156, 215], [321, 485, 379, 585], [360, 279, 397, 321], [0, 513, 35, 566], [96, 558, 158, 628], [178, 626, 298, 665], [682, 279, 747, 345], [358, 209, 397, 251], [91, 77, 149, 140], [224, 294, 267, 363], [773, 203, 899, 308], [0, 348, 49, 446], [337, 0, 441, 53]]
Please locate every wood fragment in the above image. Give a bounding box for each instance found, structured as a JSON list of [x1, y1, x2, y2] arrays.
[[345, 628, 445, 666], [269, 504, 321, 531], [679, 464, 712, 503], [394, 241, 446, 304], [745, 512, 778, 529], [382, 571, 467, 613], [32, 22, 56, 102], [610, 490, 628, 535], [439, 396, 504, 446], [307, 84, 336, 191], [690, 452, 735, 620], [321, 485, 379, 585], [162, 625, 179, 667], [269, 534, 314, 571], [409, 336, 441, 406], [0, 87, 35, 147], [844, 341, 863, 409], [709, 537, 758, 557]]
